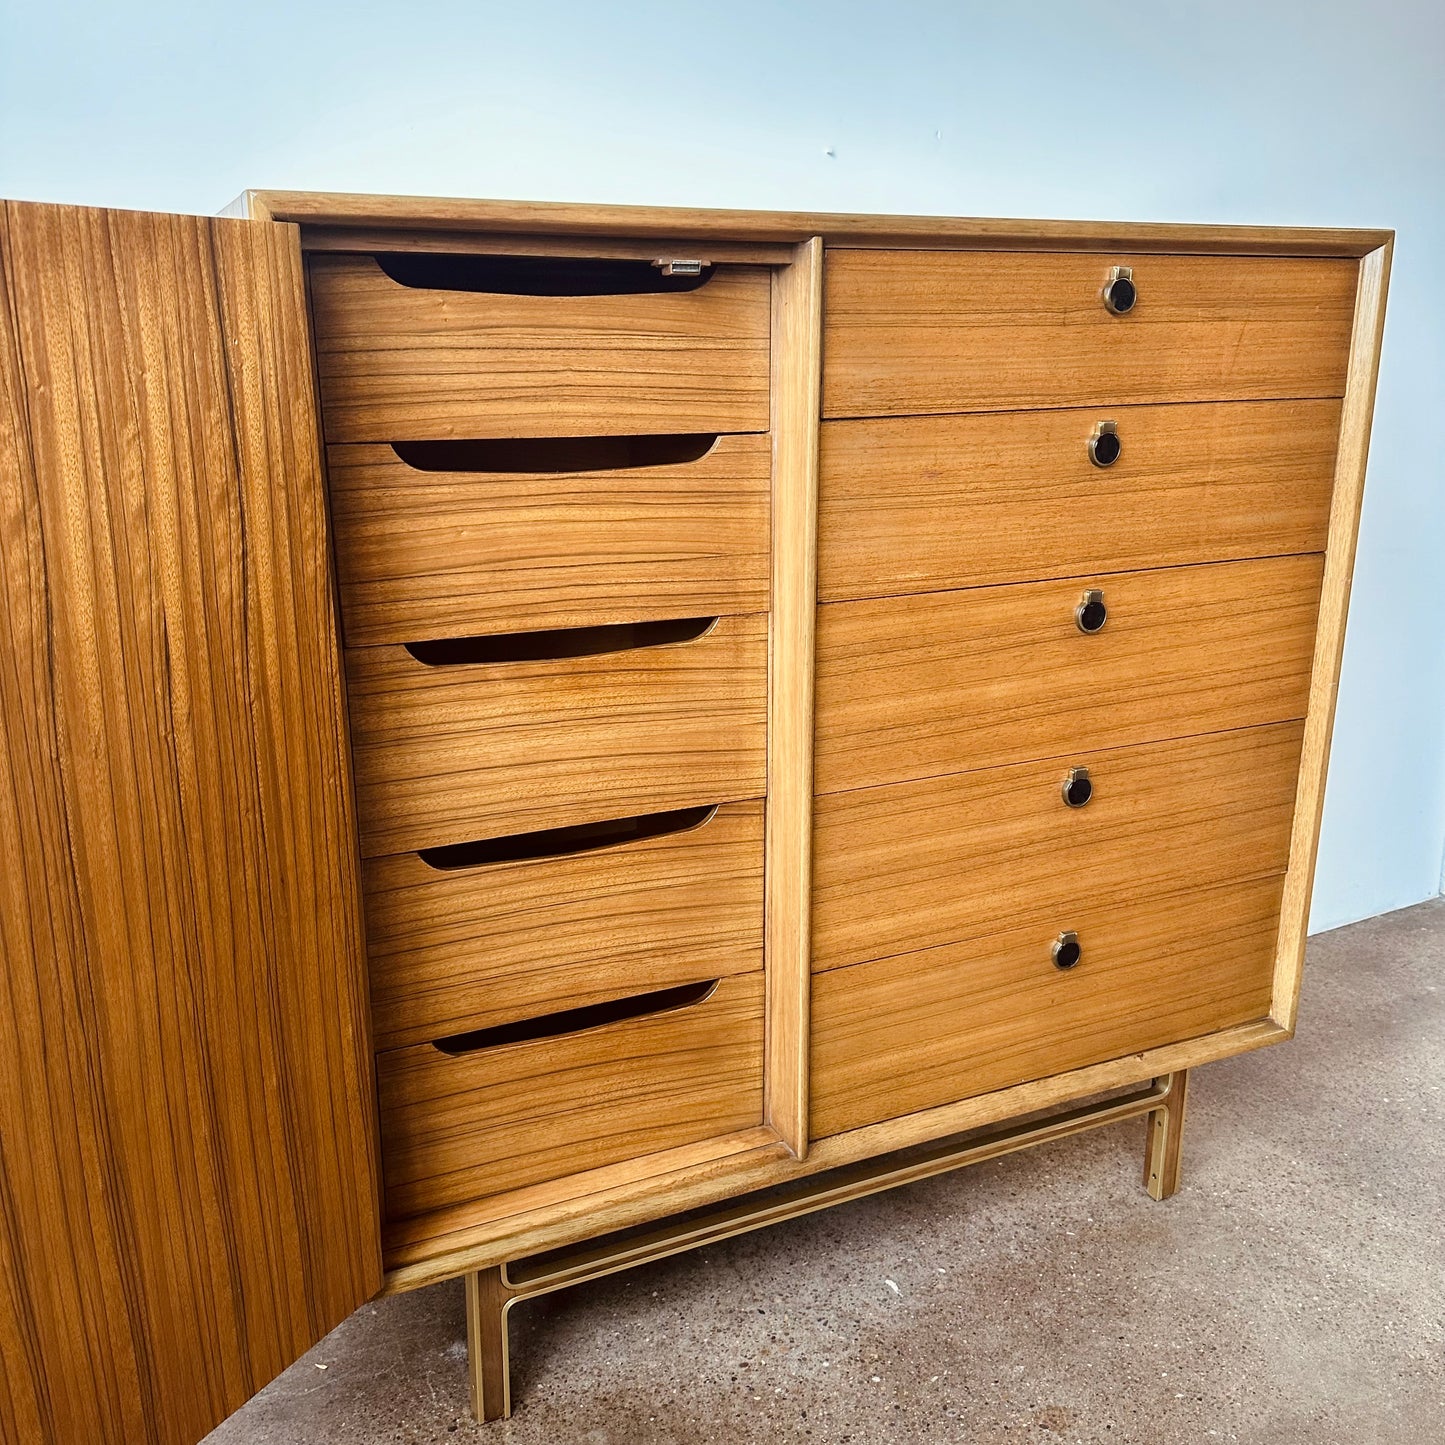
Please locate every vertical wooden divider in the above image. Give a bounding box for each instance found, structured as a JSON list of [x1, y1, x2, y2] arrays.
[[764, 238, 824, 1157], [1272, 239, 1393, 1029]]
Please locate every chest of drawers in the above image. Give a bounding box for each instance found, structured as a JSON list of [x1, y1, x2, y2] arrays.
[[0, 193, 1390, 1443]]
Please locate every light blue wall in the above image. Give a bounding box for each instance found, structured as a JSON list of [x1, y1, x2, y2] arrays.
[[3, 0, 1441, 930]]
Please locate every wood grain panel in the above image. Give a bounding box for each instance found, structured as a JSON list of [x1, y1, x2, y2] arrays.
[[297, 225, 794, 264], [812, 723, 1303, 973], [1275, 245, 1392, 1030], [818, 399, 1342, 602], [346, 613, 768, 856], [309, 254, 771, 441], [0, 202, 379, 1445], [377, 973, 764, 1218], [822, 250, 1357, 419], [238, 190, 1391, 258], [814, 555, 1323, 796], [764, 238, 824, 1156], [812, 876, 1282, 1137], [329, 433, 771, 646], [365, 802, 763, 1049]]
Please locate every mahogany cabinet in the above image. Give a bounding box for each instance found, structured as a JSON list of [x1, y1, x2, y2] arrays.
[[0, 193, 1390, 1440]]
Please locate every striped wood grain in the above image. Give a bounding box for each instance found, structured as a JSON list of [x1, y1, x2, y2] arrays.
[[0, 202, 379, 1445], [823, 250, 1357, 418], [818, 399, 1342, 602], [345, 613, 768, 857], [376, 973, 765, 1218], [309, 254, 772, 441], [327, 434, 771, 646], [364, 802, 764, 1050], [812, 875, 1283, 1136], [811, 722, 1304, 972], [814, 555, 1323, 796]]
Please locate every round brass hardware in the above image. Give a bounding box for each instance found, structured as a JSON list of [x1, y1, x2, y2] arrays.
[[1076, 589, 1107, 634], [1088, 420, 1121, 467], [1062, 767, 1093, 808], [1052, 932, 1083, 970], [1103, 265, 1136, 315]]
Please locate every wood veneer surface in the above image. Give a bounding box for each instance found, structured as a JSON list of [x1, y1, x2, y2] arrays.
[[0, 202, 380, 1445]]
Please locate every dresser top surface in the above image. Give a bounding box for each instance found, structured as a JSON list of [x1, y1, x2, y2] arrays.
[[232, 189, 1391, 258]]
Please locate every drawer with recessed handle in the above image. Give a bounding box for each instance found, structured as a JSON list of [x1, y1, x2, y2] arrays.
[[822, 250, 1357, 419], [308, 252, 772, 442], [327, 432, 771, 647], [814, 553, 1324, 796], [811, 720, 1304, 974], [817, 399, 1342, 603], [344, 612, 768, 858], [811, 873, 1284, 1137], [364, 800, 764, 1050], [376, 971, 765, 1217]]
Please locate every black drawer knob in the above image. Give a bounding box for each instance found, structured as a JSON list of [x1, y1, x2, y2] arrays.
[[1062, 766, 1093, 808], [1075, 589, 1107, 633], [1088, 420, 1121, 467], [1102, 265, 1137, 315], [1052, 931, 1083, 970]]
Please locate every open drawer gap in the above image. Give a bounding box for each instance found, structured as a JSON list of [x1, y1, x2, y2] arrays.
[[431, 979, 721, 1055], [390, 433, 719, 474], [376, 252, 715, 296], [403, 616, 717, 667], [417, 804, 719, 871]]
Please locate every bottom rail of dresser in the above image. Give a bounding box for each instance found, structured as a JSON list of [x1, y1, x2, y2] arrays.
[[456, 1072, 1189, 1423]]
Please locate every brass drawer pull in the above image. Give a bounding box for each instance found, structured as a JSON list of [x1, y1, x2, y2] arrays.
[[417, 804, 718, 872], [432, 978, 721, 1055], [1102, 265, 1137, 315], [1052, 932, 1083, 970], [1061, 767, 1093, 808], [391, 433, 717, 475], [376, 251, 716, 296], [1075, 589, 1107, 634], [1088, 419, 1121, 467], [404, 615, 717, 667]]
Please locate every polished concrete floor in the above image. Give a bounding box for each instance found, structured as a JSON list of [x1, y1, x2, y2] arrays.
[[210, 898, 1445, 1444]]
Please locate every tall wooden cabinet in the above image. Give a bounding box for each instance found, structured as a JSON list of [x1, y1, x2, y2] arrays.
[[0, 193, 1390, 1442]]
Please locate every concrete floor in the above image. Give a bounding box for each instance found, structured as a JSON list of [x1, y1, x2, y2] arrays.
[[209, 898, 1445, 1444]]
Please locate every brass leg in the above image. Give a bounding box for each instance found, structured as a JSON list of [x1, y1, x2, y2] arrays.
[[465, 1267, 513, 1422], [1142, 1071, 1189, 1201]]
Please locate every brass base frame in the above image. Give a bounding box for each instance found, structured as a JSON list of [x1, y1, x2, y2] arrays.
[[463, 1071, 1189, 1422]]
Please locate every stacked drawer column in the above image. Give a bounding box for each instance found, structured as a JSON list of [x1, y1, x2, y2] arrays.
[[306, 247, 782, 1239], [810, 248, 1358, 1138]]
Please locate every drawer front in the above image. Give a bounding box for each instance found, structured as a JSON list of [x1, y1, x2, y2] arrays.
[[818, 400, 1342, 603], [329, 434, 771, 646], [812, 722, 1303, 972], [309, 255, 771, 441], [823, 250, 1356, 419], [815, 554, 1323, 796], [376, 972, 764, 1216], [346, 613, 768, 857], [365, 801, 764, 1050], [812, 875, 1283, 1137]]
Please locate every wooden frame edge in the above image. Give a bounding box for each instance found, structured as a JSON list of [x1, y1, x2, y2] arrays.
[[293, 225, 794, 263], [1272, 239, 1394, 1030], [242, 191, 1390, 256], [764, 238, 824, 1158], [380, 1016, 1286, 1292]]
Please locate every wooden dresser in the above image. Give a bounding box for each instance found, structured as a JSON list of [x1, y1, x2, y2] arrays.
[[0, 193, 1390, 1443]]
